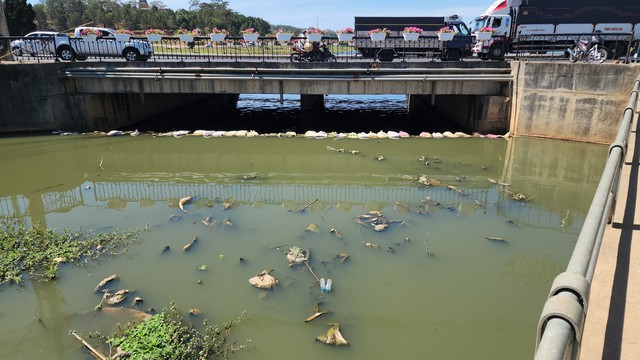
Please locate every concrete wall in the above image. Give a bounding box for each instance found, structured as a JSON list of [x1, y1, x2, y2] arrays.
[[510, 62, 640, 144], [0, 63, 233, 133]]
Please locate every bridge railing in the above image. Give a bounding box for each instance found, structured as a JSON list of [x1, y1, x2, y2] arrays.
[[534, 74, 640, 359], [513, 32, 635, 62]]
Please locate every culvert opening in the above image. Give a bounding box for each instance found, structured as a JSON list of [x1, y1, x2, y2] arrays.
[[123, 94, 468, 134]]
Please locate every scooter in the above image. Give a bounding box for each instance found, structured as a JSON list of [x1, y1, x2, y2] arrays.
[[566, 34, 608, 63], [290, 42, 337, 62]]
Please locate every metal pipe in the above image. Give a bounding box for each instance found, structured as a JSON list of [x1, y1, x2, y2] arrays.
[[60, 71, 512, 82], [534, 318, 574, 360], [68, 66, 513, 74], [536, 74, 640, 359]]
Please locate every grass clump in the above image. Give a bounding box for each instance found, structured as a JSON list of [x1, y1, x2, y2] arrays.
[[107, 302, 249, 359], [0, 214, 139, 285]]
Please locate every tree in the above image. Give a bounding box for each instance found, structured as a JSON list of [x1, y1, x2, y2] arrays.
[[4, 0, 36, 35], [32, 4, 48, 30]]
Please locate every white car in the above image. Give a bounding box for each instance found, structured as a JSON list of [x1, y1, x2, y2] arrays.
[[63, 27, 153, 61], [11, 31, 65, 56]]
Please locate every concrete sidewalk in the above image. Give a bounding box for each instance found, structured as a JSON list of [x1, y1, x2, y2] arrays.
[[580, 114, 640, 360]]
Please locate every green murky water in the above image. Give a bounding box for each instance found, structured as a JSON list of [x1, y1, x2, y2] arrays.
[[0, 135, 606, 359]]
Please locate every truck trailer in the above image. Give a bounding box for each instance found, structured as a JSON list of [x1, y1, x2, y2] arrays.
[[471, 0, 640, 60], [354, 15, 473, 61]]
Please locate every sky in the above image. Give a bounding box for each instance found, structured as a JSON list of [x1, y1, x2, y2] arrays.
[[158, 0, 489, 30]]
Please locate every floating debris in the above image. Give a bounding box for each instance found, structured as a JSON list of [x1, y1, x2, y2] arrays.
[[286, 247, 309, 267], [363, 241, 379, 249], [290, 198, 319, 212], [304, 303, 329, 323], [330, 228, 343, 239], [336, 252, 350, 262], [103, 289, 133, 305], [305, 224, 320, 233], [202, 216, 216, 227], [249, 270, 278, 289], [188, 308, 201, 316], [349, 150, 359, 155], [161, 245, 170, 253], [178, 196, 193, 213], [223, 217, 235, 228], [316, 323, 349, 346], [375, 155, 385, 161], [242, 175, 257, 180], [169, 214, 182, 222], [183, 236, 197, 251], [223, 198, 235, 210], [354, 211, 402, 232], [95, 274, 118, 292], [486, 237, 507, 242], [198, 265, 207, 271]]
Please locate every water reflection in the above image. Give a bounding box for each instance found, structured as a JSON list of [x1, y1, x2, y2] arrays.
[[0, 135, 606, 359]]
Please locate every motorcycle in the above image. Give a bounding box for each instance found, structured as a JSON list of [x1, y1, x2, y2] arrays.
[[290, 41, 337, 62], [566, 34, 608, 63]]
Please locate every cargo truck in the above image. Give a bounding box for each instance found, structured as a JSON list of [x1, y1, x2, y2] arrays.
[[471, 0, 640, 60], [354, 15, 473, 61]]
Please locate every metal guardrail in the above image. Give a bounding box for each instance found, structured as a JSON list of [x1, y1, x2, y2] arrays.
[[534, 74, 640, 359], [3, 34, 465, 63], [513, 33, 635, 62]]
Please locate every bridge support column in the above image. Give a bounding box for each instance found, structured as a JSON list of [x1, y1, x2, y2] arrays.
[[300, 95, 325, 130]]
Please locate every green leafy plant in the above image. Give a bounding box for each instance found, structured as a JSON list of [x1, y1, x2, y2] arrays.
[[115, 29, 135, 35], [366, 28, 391, 36], [144, 28, 166, 35], [0, 215, 139, 285], [176, 28, 196, 35], [107, 302, 249, 359], [210, 27, 228, 35], [241, 27, 257, 35], [403, 26, 423, 33]]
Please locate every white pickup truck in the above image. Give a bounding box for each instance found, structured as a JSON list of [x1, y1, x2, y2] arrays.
[[16, 27, 154, 61]]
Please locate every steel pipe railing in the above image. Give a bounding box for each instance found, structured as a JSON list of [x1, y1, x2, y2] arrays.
[[535, 73, 640, 359]]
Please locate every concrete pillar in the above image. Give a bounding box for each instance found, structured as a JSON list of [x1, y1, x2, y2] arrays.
[[300, 94, 325, 130], [432, 95, 510, 134]]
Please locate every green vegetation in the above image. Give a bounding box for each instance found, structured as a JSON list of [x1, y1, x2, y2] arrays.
[[107, 302, 249, 359], [0, 215, 139, 285], [3, 0, 304, 37]]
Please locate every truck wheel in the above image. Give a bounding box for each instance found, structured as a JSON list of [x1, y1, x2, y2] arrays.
[[76, 55, 88, 61], [377, 49, 394, 62], [606, 42, 626, 59], [57, 45, 75, 61], [487, 44, 505, 60], [123, 48, 140, 61], [442, 48, 461, 61]]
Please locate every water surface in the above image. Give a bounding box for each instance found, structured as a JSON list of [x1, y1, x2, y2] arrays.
[[0, 134, 606, 359]]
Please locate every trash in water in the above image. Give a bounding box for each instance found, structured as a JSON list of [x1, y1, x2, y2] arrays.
[[316, 323, 349, 346]]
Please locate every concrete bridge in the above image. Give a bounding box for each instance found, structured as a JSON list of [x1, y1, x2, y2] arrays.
[[0, 60, 638, 143]]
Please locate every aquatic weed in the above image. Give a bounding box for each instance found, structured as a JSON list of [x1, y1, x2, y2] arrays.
[[108, 302, 249, 359], [0, 214, 139, 285]]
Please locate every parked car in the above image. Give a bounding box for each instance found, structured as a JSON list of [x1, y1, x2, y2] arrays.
[[12, 27, 154, 61], [62, 27, 154, 61], [11, 31, 65, 56]]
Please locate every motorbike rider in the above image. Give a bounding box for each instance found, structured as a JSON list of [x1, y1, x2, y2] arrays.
[[302, 30, 325, 60]]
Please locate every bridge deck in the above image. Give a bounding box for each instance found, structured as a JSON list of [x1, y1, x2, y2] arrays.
[[580, 114, 640, 359]]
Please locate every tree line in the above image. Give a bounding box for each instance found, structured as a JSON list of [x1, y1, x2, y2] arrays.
[[2, 0, 303, 36]]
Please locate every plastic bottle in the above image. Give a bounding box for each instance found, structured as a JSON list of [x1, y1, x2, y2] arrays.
[[320, 278, 326, 293], [326, 279, 332, 292]]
